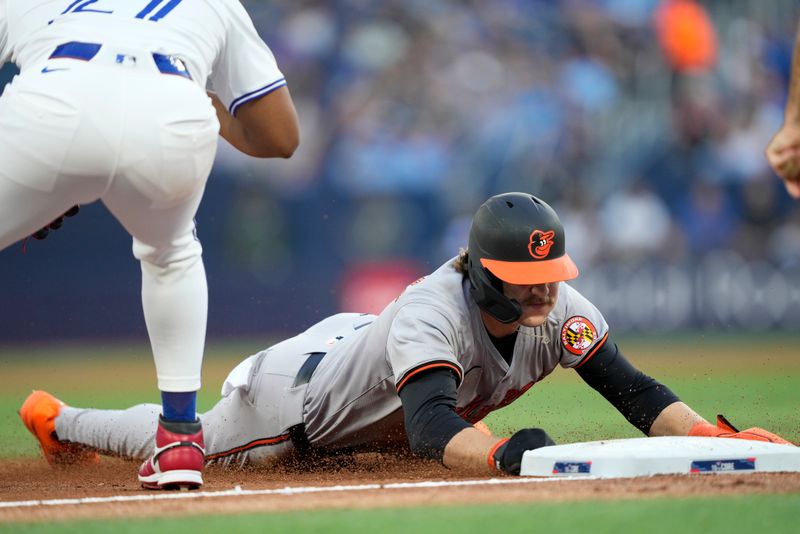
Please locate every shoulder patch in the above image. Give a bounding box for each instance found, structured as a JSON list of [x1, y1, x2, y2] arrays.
[[560, 316, 597, 355]]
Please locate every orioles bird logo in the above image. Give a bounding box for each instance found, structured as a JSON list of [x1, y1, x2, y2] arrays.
[[528, 229, 555, 259]]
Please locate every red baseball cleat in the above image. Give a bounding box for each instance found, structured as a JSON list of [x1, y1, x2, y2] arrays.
[[138, 416, 205, 490], [19, 390, 100, 465]]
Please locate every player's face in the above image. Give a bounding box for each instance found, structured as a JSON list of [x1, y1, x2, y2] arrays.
[[503, 282, 559, 327]]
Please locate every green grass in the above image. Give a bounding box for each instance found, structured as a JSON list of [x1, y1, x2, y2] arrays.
[[2, 334, 799, 455], [0, 339, 263, 458], [485, 366, 800, 444], [1, 334, 799, 530], [485, 333, 800, 443], [2, 495, 799, 533]]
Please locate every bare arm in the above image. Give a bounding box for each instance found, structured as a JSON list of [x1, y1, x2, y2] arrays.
[[209, 86, 299, 158], [648, 401, 705, 436], [651, 401, 792, 444], [442, 427, 502, 475]]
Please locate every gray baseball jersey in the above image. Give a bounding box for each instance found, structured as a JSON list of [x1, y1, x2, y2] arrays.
[[56, 258, 609, 466], [302, 257, 609, 450]]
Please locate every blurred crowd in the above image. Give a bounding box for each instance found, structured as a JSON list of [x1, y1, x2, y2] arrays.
[[3, 0, 800, 338], [217, 0, 799, 267]]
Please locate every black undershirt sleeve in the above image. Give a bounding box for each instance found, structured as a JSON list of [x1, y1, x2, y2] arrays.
[[397, 368, 473, 460], [575, 338, 681, 435]]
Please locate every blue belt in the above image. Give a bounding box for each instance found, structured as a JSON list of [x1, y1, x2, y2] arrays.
[[49, 41, 192, 80]]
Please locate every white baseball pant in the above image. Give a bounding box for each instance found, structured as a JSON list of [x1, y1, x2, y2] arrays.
[[0, 46, 219, 391]]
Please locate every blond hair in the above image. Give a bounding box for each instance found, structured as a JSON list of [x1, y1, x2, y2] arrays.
[[453, 248, 469, 276]]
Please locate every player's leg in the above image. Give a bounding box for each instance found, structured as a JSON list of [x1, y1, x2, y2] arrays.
[[102, 181, 209, 489], [104, 179, 209, 395], [200, 387, 296, 468], [56, 397, 299, 467], [101, 74, 219, 489], [56, 404, 162, 460], [51, 386, 293, 466], [105, 74, 218, 397], [52, 397, 248, 462], [201, 348, 314, 467]]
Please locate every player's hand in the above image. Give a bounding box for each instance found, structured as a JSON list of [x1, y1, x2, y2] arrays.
[[31, 206, 80, 240], [492, 428, 555, 475], [688, 414, 794, 445], [766, 125, 800, 199]]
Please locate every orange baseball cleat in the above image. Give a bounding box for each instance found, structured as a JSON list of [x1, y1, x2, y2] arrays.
[[19, 390, 100, 465]]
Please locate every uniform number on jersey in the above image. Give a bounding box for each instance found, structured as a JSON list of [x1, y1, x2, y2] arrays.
[[59, 0, 111, 15], [136, 0, 183, 21], [58, 0, 183, 21]]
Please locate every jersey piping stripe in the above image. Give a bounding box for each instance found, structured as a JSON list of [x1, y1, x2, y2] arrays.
[[574, 331, 609, 369], [396, 361, 463, 393], [205, 433, 292, 461], [229, 78, 287, 115]]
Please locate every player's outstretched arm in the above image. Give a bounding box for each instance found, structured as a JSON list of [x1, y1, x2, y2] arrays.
[[576, 339, 793, 443], [398, 368, 501, 474], [398, 368, 554, 475], [648, 401, 705, 436], [575, 339, 684, 435], [444, 426, 555, 475], [649, 400, 794, 444], [209, 86, 300, 158], [442, 426, 505, 474]]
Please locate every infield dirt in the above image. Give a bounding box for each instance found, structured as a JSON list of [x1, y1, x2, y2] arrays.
[[2, 454, 800, 523]]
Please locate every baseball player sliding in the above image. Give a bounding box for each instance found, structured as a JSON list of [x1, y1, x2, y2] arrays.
[[3, 0, 300, 489], [20, 193, 792, 477]]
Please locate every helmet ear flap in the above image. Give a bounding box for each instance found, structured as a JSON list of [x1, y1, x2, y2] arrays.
[[467, 256, 522, 324]]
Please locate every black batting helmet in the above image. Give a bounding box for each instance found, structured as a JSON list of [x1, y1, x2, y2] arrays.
[[467, 192, 579, 323]]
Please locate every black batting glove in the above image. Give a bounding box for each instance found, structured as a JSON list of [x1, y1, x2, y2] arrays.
[[493, 428, 555, 475], [32, 205, 80, 240]]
